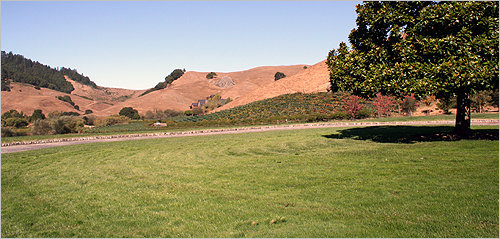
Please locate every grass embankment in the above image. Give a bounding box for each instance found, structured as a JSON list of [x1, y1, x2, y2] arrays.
[[2, 113, 498, 144], [2, 125, 498, 237]]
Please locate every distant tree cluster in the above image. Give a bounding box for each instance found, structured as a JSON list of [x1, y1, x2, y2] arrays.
[[119, 107, 140, 120], [1, 78, 11, 91], [56, 95, 80, 110], [206, 72, 217, 79], [140, 69, 186, 97], [274, 72, 286, 81], [1, 51, 97, 93]]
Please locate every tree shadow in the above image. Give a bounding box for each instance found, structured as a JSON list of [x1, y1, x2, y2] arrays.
[[322, 126, 499, 144]]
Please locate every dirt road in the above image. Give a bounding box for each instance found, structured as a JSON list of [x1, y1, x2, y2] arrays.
[[2, 120, 498, 154]]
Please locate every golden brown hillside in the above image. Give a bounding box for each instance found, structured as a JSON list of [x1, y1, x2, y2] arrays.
[[214, 60, 330, 112], [2, 62, 328, 116]]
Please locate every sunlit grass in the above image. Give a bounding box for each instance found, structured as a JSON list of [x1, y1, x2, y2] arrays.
[[2, 126, 498, 237], [2, 113, 498, 144]]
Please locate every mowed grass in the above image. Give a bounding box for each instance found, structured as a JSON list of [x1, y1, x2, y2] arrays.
[[1, 126, 498, 237], [1, 112, 497, 144]]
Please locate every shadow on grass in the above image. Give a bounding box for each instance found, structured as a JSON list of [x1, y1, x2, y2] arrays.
[[323, 126, 499, 144]]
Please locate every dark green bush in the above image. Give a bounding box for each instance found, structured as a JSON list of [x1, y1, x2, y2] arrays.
[[274, 72, 286, 81], [119, 107, 140, 119], [206, 72, 217, 79], [2, 117, 28, 128], [355, 108, 373, 119], [332, 111, 350, 120]]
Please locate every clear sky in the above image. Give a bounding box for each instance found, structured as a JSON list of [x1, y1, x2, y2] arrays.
[[1, 1, 360, 90]]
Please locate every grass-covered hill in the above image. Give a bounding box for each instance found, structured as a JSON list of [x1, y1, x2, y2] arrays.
[[180, 92, 343, 123], [1, 51, 97, 93]]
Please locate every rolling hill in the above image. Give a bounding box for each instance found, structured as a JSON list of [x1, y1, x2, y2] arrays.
[[2, 60, 331, 116]]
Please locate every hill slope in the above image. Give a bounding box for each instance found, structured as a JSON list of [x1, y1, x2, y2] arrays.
[[2, 61, 330, 116], [214, 60, 330, 112]]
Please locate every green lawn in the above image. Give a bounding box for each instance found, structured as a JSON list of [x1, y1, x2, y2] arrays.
[[2, 112, 498, 144], [2, 125, 498, 237]]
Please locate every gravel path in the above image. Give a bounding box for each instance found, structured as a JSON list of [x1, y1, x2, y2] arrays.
[[2, 119, 498, 154]]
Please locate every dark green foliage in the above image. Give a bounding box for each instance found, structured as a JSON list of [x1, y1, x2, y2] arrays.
[[1, 78, 11, 91], [84, 109, 93, 115], [1, 51, 97, 93], [206, 72, 217, 79], [119, 107, 140, 119], [82, 115, 96, 126], [303, 66, 308, 69], [1, 127, 27, 137], [59, 67, 97, 88], [140, 69, 185, 97], [2, 117, 28, 128], [61, 111, 80, 117], [179, 92, 340, 124], [471, 90, 493, 113], [274, 72, 286, 81], [56, 95, 80, 110], [30, 109, 46, 122], [56, 95, 74, 105], [327, 1, 499, 133], [191, 107, 204, 116], [2, 110, 25, 120], [437, 97, 457, 114], [491, 89, 499, 107]]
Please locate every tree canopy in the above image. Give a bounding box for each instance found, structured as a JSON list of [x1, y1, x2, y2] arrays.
[[327, 1, 499, 133], [140, 69, 185, 96], [119, 107, 140, 120], [1, 51, 98, 93], [274, 72, 286, 81]]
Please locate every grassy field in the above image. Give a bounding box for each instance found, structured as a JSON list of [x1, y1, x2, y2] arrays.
[[1, 125, 498, 237], [2, 112, 498, 144]]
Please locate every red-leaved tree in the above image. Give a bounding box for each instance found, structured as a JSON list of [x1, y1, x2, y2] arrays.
[[372, 93, 395, 118], [343, 95, 364, 120]]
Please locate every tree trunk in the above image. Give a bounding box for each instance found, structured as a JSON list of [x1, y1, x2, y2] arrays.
[[455, 91, 471, 135]]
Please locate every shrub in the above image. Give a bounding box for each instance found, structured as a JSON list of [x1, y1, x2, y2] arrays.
[[119, 107, 140, 119], [84, 109, 93, 115], [94, 116, 130, 127], [1, 127, 28, 137], [31, 119, 54, 135], [192, 107, 204, 116], [491, 88, 499, 107], [2, 109, 25, 120], [51, 116, 83, 134], [343, 95, 364, 120], [1, 127, 14, 137], [3, 117, 28, 128], [82, 115, 96, 125], [437, 96, 456, 114], [61, 111, 80, 116], [30, 109, 46, 122], [401, 94, 419, 116], [206, 72, 217, 79], [471, 90, 492, 113], [372, 93, 395, 118], [332, 111, 350, 120], [274, 72, 286, 81], [355, 108, 373, 119]]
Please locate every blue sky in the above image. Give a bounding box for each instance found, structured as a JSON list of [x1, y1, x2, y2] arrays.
[[1, 1, 360, 90]]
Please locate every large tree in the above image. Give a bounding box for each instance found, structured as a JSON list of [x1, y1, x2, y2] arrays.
[[327, 1, 498, 134]]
